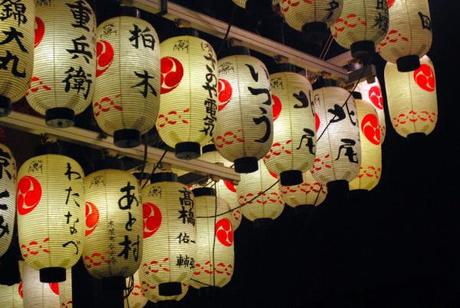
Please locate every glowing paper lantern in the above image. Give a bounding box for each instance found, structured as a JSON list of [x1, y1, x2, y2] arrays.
[[142, 281, 189, 303], [0, 282, 23, 307], [349, 93, 382, 191], [214, 50, 273, 173], [384, 55, 437, 138], [0, 143, 16, 257], [125, 272, 148, 308], [22, 263, 60, 308], [264, 69, 315, 186], [279, 171, 327, 207], [237, 160, 284, 222], [157, 33, 218, 159], [0, 0, 34, 116], [83, 169, 142, 279], [232, 0, 277, 9], [26, 0, 96, 127], [190, 188, 234, 288], [94, 16, 160, 148], [140, 173, 196, 296], [59, 270, 72, 308], [17, 154, 84, 282], [378, 0, 432, 72]]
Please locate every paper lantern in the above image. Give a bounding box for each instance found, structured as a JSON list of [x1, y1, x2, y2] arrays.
[[0, 0, 34, 116], [349, 93, 382, 191], [237, 160, 284, 222], [190, 188, 234, 288], [93, 16, 160, 148], [17, 154, 84, 282], [140, 173, 196, 296], [0, 143, 16, 257], [125, 271, 148, 308], [142, 281, 189, 303], [378, 0, 432, 72], [311, 85, 361, 186], [331, 0, 389, 61], [83, 169, 142, 279], [279, 171, 327, 207], [264, 69, 315, 186], [157, 33, 218, 159], [59, 270, 72, 308], [26, 0, 96, 127], [22, 263, 61, 308], [232, 0, 277, 10], [214, 49, 273, 173], [384, 55, 437, 138], [0, 282, 23, 307]]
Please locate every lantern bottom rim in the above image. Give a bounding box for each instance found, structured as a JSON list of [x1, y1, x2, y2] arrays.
[[280, 170, 303, 186], [114, 129, 141, 148], [351, 40, 375, 64], [40, 267, 66, 283], [0, 96, 11, 117], [46, 107, 75, 128], [234, 157, 258, 173], [175, 142, 201, 160], [397, 55, 421, 72], [159, 282, 183, 296]]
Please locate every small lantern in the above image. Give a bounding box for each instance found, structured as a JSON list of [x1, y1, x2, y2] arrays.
[[58, 270, 72, 308], [17, 154, 84, 282], [0, 143, 16, 257], [26, 0, 96, 127], [378, 0, 432, 72], [384, 55, 437, 138], [142, 281, 189, 303], [22, 263, 61, 307], [157, 32, 218, 159], [0, 0, 34, 116], [279, 171, 328, 208], [94, 16, 160, 148], [125, 271, 148, 308], [214, 48, 273, 173], [0, 282, 23, 307]]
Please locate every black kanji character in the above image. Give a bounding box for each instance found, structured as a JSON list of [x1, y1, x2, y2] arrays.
[[66, 0, 92, 31], [0, 0, 27, 26], [62, 66, 92, 99], [178, 206, 195, 226], [66, 35, 92, 63], [65, 162, 82, 180], [253, 107, 272, 143], [129, 24, 155, 50], [0, 215, 9, 237], [124, 211, 137, 231], [296, 128, 315, 154], [0, 26, 27, 52], [0, 148, 12, 180], [62, 240, 79, 255], [328, 103, 356, 126], [132, 70, 157, 98], [293, 90, 310, 109], [0, 50, 25, 77], [245, 63, 259, 82], [336, 138, 359, 163], [326, 0, 340, 20], [118, 181, 138, 210], [419, 12, 432, 31]]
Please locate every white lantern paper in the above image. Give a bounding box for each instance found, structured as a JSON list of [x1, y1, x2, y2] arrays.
[[23, 263, 60, 308], [125, 271, 147, 308], [0, 282, 23, 307], [59, 270, 72, 308], [280, 171, 327, 207], [0, 143, 16, 257], [142, 281, 189, 303]]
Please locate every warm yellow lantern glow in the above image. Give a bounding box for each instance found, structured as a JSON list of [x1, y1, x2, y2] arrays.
[[214, 51, 273, 174], [0, 282, 23, 307], [22, 262, 61, 307], [26, 0, 96, 127], [125, 271, 148, 308], [157, 34, 217, 159], [190, 188, 234, 289], [142, 281, 189, 303], [378, 0, 432, 72], [384, 55, 437, 138], [59, 270, 72, 308], [264, 70, 315, 186], [94, 16, 160, 148], [0, 0, 34, 116], [17, 154, 84, 282], [237, 160, 284, 222], [349, 94, 382, 191], [279, 171, 327, 207], [83, 169, 142, 279], [0, 143, 16, 257], [140, 173, 196, 296]]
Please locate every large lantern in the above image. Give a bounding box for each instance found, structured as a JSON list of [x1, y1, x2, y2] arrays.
[[190, 188, 234, 288], [0, 0, 34, 116], [94, 16, 160, 148], [384, 55, 437, 138], [83, 169, 142, 279], [264, 68, 315, 186], [17, 154, 84, 282], [214, 48, 273, 173], [0, 282, 23, 307], [237, 160, 284, 222], [22, 263, 61, 307], [140, 173, 196, 296], [0, 143, 16, 257], [378, 0, 432, 72], [142, 281, 189, 303], [125, 272, 148, 308], [157, 32, 218, 159], [279, 171, 328, 208], [26, 0, 96, 127]]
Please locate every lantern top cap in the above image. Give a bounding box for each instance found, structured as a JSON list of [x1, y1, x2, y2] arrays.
[[192, 187, 216, 197], [219, 46, 251, 58], [150, 172, 178, 184]]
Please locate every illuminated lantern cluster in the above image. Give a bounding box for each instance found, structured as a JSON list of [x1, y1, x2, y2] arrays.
[[26, 0, 96, 127], [378, 0, 432, 72], [83, 170, 142, 279], [264, 68, 315, 186], [279, 171, 328, 207], [0, 143, 16, 257], [0, 0, 34, 116], [157, 32, 218, 159], [214, 48, 273, 173], [191, 188, 234, 288], [0, 282, 23, 307], [384, 55, 437, 138], [125, 272, 148, 308], [143, 281, 189, 303], [140, 173, 196, 297], [94, 16, 160, 148], [22, 263, 60, 307], [17, 154, 84, 282]]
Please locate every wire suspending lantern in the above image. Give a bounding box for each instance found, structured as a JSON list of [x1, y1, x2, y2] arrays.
[[17, 154, 84, 282], [378, 0, 432, 72], [384, 55, 437, 138], [157, 30, 217, 159], [0, 143, 16, 257], [0, 282, 23, 307], [93, 16, 160, 148], [279, 171, 328, 208], [22, 262, 61, 307], [26, 0, 96, 128], [0, 0, 34, 117], [214, 47, 273, 173]]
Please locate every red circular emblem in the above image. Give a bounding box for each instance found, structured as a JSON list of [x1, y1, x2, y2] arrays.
[[272, 95, 282, 121], [223, 179, 236, 193], [414, 64, 436, 92], [217, 79, 233, 111], [314, 113, 320, 132], [368, 86, 384, 110], [361, 113, 381, 145], [49, 283, 60, 296], [34, 17, 45, 48], [17, 176, 42, 216], [143, 202, 162, 239], [215, 218, 234, 247], [388, 0, 395, 8], [160, 57, 184, 94], [85, 202, 99, 236], [96, 40, 114, 77]]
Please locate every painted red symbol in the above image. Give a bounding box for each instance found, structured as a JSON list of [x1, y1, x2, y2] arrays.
[[160, 57, 184, 94], [218, 79, 232, 111], [18, 281, 23, 298], [96, 40, 114, 77], [215, 218, 233, 247], [314, 113, 320, 132], [223, 179, 236, 193], [361, 114, 381, 145], [85, 202, 99, 236], [34, 17, 45, 48], [272, 95, 282, 121], [368, 86, 384, 110], [414, 64, 436, 92], [17, 176, 42, 216], [388, 0, 395, 8], [49, 282, 60, 296], [143, 202, 162, 239]]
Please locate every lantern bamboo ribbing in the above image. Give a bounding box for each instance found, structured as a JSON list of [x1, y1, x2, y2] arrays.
[[0, 282, 23, 308], [22, 262, 61, 308]]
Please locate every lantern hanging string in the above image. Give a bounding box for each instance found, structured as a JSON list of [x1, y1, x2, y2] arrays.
[[319, 34, 334, 60], [141, 148, 168, 189], [217, 5, 236, 57], [139, 137, 149, 188]]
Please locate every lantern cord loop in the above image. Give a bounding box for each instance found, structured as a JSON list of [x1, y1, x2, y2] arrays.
[[212, 181, 218, 287], [217, 5, 236, 57], [139, 137, 149, 188], [141, 148, 168, 189], [320, 34, 333, 60]]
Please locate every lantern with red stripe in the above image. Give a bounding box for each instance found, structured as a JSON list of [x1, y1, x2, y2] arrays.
[[0, 143, 16, 257], [22, 262, 61, 307], [279, 171, 328, 207], [0, 282, 23, 307]]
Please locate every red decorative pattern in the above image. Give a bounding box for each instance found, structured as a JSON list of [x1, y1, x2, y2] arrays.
[[96, 40, 114, 77], [333, 14, 367, 37], [141, 280, 157, 294], [142, 258, 171, 274], [280, 0, 314, 13], [17, 176, 42, 216], [34, 17, 45, 47], [311, 154, 332, 174], [20, 237, 50, 257], [214, 130, 244, 148], [238, 191, 283, 206], [160, 56, 184, 94], [217, 79, 232, 111], [280, 181, 325, 195], [215, 218, 234, 247], [143, 202, 162, 239], [361, 113, 381, 145], [49, 282, 60, 296], [414, 64, 436, 92], [358, 165, 381, 179], [193, 261, 233, 277], [85, 202, 99, 237], [392, 110, 437, 127], [157, 108, 190, 128], [26, 76, 52, 96], [378, 29, 409, 50], [368, 86, 384, 110], [93, 94, 123, 117], [264, 139, 293, 160], [84, 252, 111, 269], [271, 94, 282, 121]]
